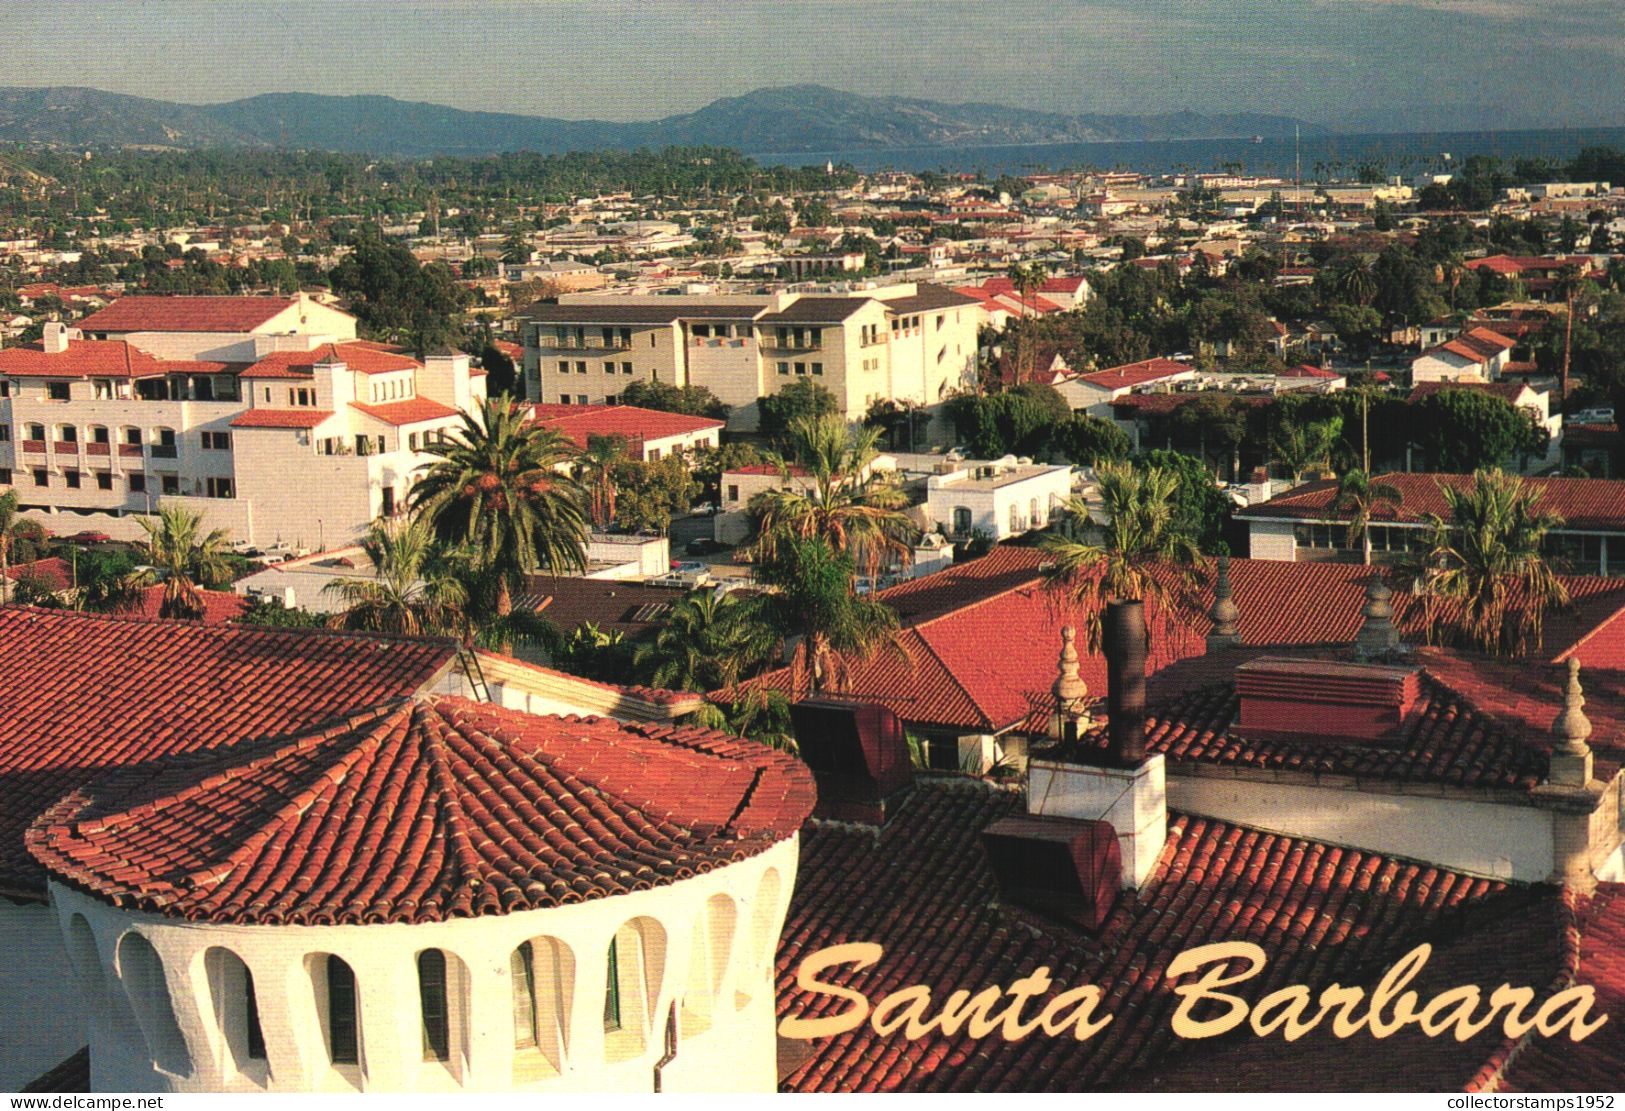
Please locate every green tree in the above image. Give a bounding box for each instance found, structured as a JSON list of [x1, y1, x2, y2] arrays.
[[1053, 413, 1131, 466], [758, 378, 839, 448], [478, 342, 519, 397], [0, 490, 16, 604], [1139, 449, 1231, 555], [574, 434, 628, 529], [632, 589, 771, 692], [1041, 460, 1204, 651], [1412, 389, 1549, 472], [1273, 415, 1344, 483], [328, 223, 470, 353], [136, 505, 234, 620], [747, 413, 915, 579], [322, 516, 469, 636], [616, 378, 729, 420], [1415, 470, 1568, 655], [409, 398, 588, 621], [1332, 469, 1404, 565], [613, 454, 699, 533]]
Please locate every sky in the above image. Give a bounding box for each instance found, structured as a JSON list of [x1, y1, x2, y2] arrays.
[[6, 0, 1624, 131]]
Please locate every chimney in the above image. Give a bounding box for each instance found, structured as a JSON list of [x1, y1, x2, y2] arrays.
[[43, 321, 69, 354], [1354, 577, 1400, 659], [1237, 656, 1420, 744], [1206, 555, 1241, 653], [1104, 599, 1147, 766], [789, 698, 912, 824]]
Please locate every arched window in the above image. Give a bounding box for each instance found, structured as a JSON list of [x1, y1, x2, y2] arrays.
[[604, 918, 666, 1063], [1010, 502, 1020, 533], [952, 506, 972, 536], [681, 894, 738, 1036], [741, 869, 782, 1009], [310, 954, 359, 1068], [511, 938, 572, 1080], [205, 948, 265, 1075], [418, 950, 449, 1062], [1031, 497, 1041, 527], [66, 915, 105, 1001], [117, 932, 193, 1077]]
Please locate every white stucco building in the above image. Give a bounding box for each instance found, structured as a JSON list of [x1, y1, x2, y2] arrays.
[[925, 457, 1074, 542]]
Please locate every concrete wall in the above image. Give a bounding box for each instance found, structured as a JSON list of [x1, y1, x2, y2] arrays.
[[0, 898, 84, 1089], [47, 835, 796, 1093], [1246, 518, 1297, 561]]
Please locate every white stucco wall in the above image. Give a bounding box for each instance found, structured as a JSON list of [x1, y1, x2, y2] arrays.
[[47, 835, 798, 1094], [0, 898, 85, 1089], [1246, 518, 1297, 561]]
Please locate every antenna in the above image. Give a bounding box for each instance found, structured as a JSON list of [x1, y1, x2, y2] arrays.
[[1294, 124, 1302, 216]]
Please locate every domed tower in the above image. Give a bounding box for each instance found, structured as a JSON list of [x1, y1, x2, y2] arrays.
[[27, 698, 815, 1093]]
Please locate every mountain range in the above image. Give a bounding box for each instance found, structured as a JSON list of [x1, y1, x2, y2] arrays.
[[0, 84, 1322, 159]]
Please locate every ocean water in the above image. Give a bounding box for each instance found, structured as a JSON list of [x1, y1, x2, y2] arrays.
[[749, 127, 1625, 178]]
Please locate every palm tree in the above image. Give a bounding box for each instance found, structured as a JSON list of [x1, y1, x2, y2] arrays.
[[0, 490, 16, 604], [1332, 254, 1379, 308], [747, 413, 916, 582], [1041, 461, 1203, 651], [632, 588, 773, 692], [136, 505, 234, 620], [574, 434, 627, 530], [1555, 264, 1587, 406], [1271, 416, 1342, 484], [322, 516, 468, 636], [1415, 469, 1569, 655], [1005, 261, 1048, 382], [1332, 469, 1404, 565], [409, 397, 588, 621]]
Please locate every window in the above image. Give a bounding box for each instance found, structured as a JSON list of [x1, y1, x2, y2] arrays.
[[380, 487, 395, 517], [604, 941, 622, 1032], [727, 484, 739, 503], [26, 423, 44, 441], [161, 474, 180, 496], [0, 427, 8, 442], [560, 394, 572, 404], [47, 382, 70, 401], [64, 470, 81, 490], [408, 432, 419, 451], [128, 473, 146, 493], [0, 468, 9, 484], [418, 950, 450, 1063], [777, 361, 790, 376], [648, 447, 661, 461], [601, 326, 616, 345], [693, 324, 711, 339], [324, 955, 359, 1066], [124, 427, 142, 446], [1031, 497, 1041, 527], [90, 426, 109, 444], [576, 394, 588, 405], [56, 425, 77, 443], [952, 506, 972, 535], [117, 933, 192, 1077], [93, 379, 114, 400], [32, 469, 48, 487], [604, 361, 615, 375], [621, 361, 633, 375], [510, 939, 572, 1079], [201, 431, 231, 451], [558, 360, 569, 375], [0, 380, 9, 398], [96, 472, 113, 491], [246, 970, 265, 1061], [620, 327, 632, 346], [1010, 503, 1020, 533], [206, 477, 234, 499], [575, 361, 587, 375], [812, 362, 824, 376], [793, 362, 806, 376], [205, 949, 265, 1073]]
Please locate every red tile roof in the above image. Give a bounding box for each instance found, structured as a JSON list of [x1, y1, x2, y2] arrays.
[[1239, 473, 1625, 532], [529, 403, 723, 450], [3, 557, 73, 593], [29, 698, 814, 925], [240, 342, 419, 379], [0, 339, 219, 380], [229, 408, 334, 429], [76, 295, 301, 334], [0, 606, 458, 899], [1281, 363, 1342, 379], [116, 585, 251, 624], [1080, 357, 1192, 389], [779, 782, 1549, 1092], [351, 397, 460, 426]]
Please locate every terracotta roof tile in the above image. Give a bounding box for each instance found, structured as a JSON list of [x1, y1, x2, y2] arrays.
[[76, 295, 302, 334], [1239, 473, 1625, 532], [529, 403, 723, 449], [240, 342, 419, 379], [0, 339, 214, 380], [351, 397, 460, 426], [229, 408, 334, 429], [28, 698, 815, 925]]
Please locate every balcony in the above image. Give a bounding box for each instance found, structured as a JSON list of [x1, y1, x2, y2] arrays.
[[150, 444, 178, 459], [20, 439, 46, 454], [85, 442, 110, 456], [117, 444, 143, 458], [52, 441, 78, 455]]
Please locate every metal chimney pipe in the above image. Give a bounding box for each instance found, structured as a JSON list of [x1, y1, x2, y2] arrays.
[[1105, 599, 1148, 766]]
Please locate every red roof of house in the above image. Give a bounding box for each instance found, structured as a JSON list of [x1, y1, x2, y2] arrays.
[[351, 397, 460, 426], [28, 697, 814, 925], [1239, 473, 1625, 532], [779, 783, 1555, 1091], [0, 606, 458, 898], [229, 408, 334, 429], [2, 557, 73, 593], [0, 339, 222, 380], [1281, 363, 1342, 379], [492, 339, 523, 358], [1080, 357, 1191, 389], [530, 403, 723, 450], [76, 295, 302, 334], [240, 342, 419, 379], [117, 586, 251, 624]]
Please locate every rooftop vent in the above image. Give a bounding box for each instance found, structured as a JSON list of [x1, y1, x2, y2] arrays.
[[1236, 657, 1421, 744], [789, 698, 912, 824], [981, 815, 1120, 930]]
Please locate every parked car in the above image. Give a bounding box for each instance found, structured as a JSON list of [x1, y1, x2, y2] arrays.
[[689, 502, 719, 517], [685, 538, 730, 556], [66, 530, 112, 544], [669, 559, 708, 575], [1570, 407, 1615, 425]]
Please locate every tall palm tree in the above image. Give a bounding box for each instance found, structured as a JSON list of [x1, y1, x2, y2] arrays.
[[322, 516, 468, 637], [0, 490, 16, 605], [574, 434, 627, 530], [632, 588, 772, 692], [1005, 261, 1048, 382], [1272, 416, 1342, 484], [136, 505, 234, 620], [1415, 469, 1569, 655], [1041, 460, 1203, 651], [1332, 469, 1404, 565], [1555, 264, 1587, 406], [747, 412, 915, 582], [409, 397, 588, 620], [1332, 253, 1379, 308]]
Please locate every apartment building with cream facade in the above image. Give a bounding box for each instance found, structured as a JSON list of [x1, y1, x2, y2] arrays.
[[520, 283, 983, 431], [0, 296, 484, 550]]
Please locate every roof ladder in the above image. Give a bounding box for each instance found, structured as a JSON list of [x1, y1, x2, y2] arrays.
[[457, 647, 492, 703]]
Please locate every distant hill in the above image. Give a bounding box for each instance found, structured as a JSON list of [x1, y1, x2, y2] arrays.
[[0, 84, 1324, 159]]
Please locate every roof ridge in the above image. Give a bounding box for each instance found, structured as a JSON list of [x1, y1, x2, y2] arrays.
[[0, 602, 461, 651]]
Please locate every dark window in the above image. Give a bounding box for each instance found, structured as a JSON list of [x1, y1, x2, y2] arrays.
[[125, 428, 143, 446], [381, 487, 396, 517], [245, 969, 266, 1060], [128, 473, 146, 493], [0, 468, 10, 484], [32, 469, 47, 487], [512, 944, 538, 1048], [604, 940, 622, 1032], [326, 955, 359, 1065], [418, 950, 450, 1062], [206, 477, 234, 499], [161, 474, 180, 496], [95, 472, 113, 491], [727, 484, 739, 502], [47, 382, 70, 401]]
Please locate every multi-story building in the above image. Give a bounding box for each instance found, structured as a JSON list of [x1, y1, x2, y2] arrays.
[[0, 296, 484, 550], [519, 283, 983, 431]]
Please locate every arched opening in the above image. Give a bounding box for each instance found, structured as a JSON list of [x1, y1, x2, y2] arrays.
[[510, 937, 573, 1082], [680, 895, 737, 1037], [307, 954, 361, 1075], [604, 917, 666, 1063], [65, 915, 105, 1001], [416, 948, 469, 1075], [740, 869, 782, 1009], [204, 948, 266, 1081], [116, 932, 193, 1078]]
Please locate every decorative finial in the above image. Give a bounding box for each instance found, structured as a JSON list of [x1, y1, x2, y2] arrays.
[[1207, 555, 1241, 653], [1553, 657, 1592, 757], [1355, 576, 1399, 658], [1053, 625, 1088, 706]]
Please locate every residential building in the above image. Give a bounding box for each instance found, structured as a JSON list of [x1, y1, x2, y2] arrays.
[[0, 297, 485, 550], [1056, 356, 1195, 416], [924, 457, 1074, 542], [519, 284, 982, 431], [1411, 325, 1517, 383], [1240, 473, 1625, 574], [528, 403, 722, 461]]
